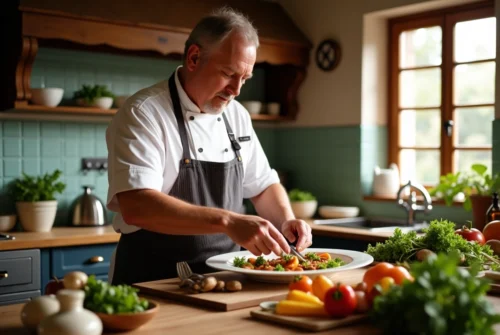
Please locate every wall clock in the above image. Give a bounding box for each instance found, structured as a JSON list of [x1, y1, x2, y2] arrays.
[[315, 39, 341, 72]]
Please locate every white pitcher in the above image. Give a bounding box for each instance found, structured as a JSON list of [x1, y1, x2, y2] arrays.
[[373, 163, 400, 197]]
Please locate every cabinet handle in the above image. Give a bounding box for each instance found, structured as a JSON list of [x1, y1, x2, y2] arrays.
[[0, 271, 8, 279], [88, 256, 104, 264]]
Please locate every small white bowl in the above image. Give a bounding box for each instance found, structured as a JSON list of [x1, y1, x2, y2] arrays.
[[0, 215, 16, 232], [114, 95, 130, 108], [76, 97, 114, 109], [319, 206, 359, 219], [241, 101, 262, 115], [31, 88, 64, 107], [290, 200, 318, 219]]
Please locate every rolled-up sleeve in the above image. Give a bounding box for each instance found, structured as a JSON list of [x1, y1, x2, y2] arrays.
[[106, 105, 165, 212], [242, 127, 280, 199]]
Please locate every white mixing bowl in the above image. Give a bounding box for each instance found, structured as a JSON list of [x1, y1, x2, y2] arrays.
[[31, 88, 64, 107]]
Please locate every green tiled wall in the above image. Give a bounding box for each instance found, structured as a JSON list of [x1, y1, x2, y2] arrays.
[[0, 47, 267, 229], [493, 119, 500, 174]]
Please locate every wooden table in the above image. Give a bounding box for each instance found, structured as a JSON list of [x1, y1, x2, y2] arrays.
[[2, 268, 500, 335]]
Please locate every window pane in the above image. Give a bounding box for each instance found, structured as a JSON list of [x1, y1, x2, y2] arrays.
[[455, 17, 496, 63], [455, 107, 494, 147], [454, 150, 492, 174], [399, 109, 440, 147], [399, 26, 442, 68], [400, 149, 440, 185], [400, 68, 441, 108], [454, 62, 495, 105]]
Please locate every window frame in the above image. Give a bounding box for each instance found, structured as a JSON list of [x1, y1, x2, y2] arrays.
[[388, 1, 495, 186]]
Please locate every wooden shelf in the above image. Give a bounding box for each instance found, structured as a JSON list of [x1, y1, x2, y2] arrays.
[[13, 103, 117, 116], [12, 103, 291, 121]]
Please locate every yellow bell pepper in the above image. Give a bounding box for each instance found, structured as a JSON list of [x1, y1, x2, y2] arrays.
[[311, 275, 334, 301], [286, 290, 323, 306], [275, 300, 329, 317]]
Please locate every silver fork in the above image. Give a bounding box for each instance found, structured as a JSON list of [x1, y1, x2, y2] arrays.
[[290, 245, 308, 263], [176, 261, 193, 280]]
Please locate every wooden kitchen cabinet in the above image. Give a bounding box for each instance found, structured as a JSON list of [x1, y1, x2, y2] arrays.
[[2, 0, 312, 121]]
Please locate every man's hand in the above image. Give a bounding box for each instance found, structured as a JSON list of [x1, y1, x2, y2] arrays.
[[225, 214, 291, 256], [281, 219, 313, 252]]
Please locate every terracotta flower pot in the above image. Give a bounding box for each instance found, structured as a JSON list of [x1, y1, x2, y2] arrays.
[[470, 194, 492, 231]]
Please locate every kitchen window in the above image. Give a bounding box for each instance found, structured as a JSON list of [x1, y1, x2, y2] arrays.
[[388, 1, 496, 186]]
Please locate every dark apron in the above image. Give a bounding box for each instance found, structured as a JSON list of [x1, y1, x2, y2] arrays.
[[112, 74, 243, 285]]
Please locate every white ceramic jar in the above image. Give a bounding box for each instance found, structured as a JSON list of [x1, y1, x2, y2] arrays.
[[38, 289, 102, 335], [373, 163, 400, 197]]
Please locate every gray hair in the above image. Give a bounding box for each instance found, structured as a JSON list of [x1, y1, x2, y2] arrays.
[[183, 7, 259, 63]]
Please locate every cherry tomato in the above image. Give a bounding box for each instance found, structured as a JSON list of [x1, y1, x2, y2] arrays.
[[385, 266, 414, 285], [455, 225, 485, 245], [289, 275, 313, 293], [324, 283, 357, 318], [363, 262, 394, 292]]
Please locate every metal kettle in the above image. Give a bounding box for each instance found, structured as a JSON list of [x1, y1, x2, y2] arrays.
[[70, 186, 107, 226]]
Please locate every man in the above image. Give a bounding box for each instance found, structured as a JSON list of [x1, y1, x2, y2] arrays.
[[106, 7, 313, 285]]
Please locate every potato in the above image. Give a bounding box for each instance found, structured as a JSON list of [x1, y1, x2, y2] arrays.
[[486, 239, 500, 256], [416, 249, 435, 262], [225, 280, 242, 292], [63, 271, 88, 290]]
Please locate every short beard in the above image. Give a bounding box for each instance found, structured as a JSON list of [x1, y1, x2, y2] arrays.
[[202, 96, 233, 115]]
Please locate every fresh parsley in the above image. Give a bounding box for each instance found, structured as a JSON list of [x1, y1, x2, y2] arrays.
[[84, 275, 149, 314], [326, 258, 345, 268], [371, 252, 500, 334], [274, 264, 285, 271], [255, 256, 266, 266], [305, 252, 321, 261], [366, 219, 498, 267], [282, 254, 293, 262], [232, 256, 246, 268]]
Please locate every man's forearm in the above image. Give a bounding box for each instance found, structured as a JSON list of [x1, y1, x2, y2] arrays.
[[116, 189, 231, 235], [250, 183, 295, 230]]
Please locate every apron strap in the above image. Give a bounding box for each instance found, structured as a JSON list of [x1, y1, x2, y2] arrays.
[[168, 74, 192, 164], [222, 113, 242, 161]]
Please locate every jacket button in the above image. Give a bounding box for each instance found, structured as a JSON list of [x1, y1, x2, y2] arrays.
[[189, 116, 195, 121], [224, 148, 228, 152], [217, 117, 221, 121], [198, 148, 203, 153]]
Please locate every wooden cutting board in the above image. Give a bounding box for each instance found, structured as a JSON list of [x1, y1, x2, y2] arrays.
[[133, 271, 289, 311], [250, 309, 369, 332]]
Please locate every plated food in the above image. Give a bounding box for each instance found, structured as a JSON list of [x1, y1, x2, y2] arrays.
[[232, 252, 345, 272], [205, 248, 374, 283]]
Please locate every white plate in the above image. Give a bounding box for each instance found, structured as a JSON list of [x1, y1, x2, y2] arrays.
[[205, 248, 374, 283]]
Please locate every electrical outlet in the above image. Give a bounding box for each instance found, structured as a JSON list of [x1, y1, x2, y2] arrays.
[[81, 158, 108, 171]]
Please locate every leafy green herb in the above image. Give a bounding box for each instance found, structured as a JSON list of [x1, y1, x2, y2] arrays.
[[232, 256, 246, 268], [274, 264, 285, 271], [371, 252, 500, 335], [288, 188, 316, 202], [282, 254, 293, 262], [84, 275, 149, 314], [316, 263, 327, 269], [73, 84, 115, 104], [10, 169, 66, 202], [366, 219, 498, 268], [255, 256, 266, 266], [305, 252, 321, 261], [326, 258, 345, 268]]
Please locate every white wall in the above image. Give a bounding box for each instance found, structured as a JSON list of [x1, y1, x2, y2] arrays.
[[277, 0, 492, 126]]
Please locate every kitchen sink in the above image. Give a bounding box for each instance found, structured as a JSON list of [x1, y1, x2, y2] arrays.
[[313, 217, 429, 234]]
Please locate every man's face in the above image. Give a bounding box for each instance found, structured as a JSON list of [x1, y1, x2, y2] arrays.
[[189, 33, 256, 114]]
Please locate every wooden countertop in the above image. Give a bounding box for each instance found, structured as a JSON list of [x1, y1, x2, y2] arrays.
[[0, 226, 120, 251], [306, 220, 392, 243], [2, 268, 500, 334]]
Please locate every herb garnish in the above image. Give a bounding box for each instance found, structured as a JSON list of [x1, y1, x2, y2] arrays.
[[274, 264, 285, 271], [255, 256, 266, 266], [305, 252, 321, 261], [232, 256, 246, 268]]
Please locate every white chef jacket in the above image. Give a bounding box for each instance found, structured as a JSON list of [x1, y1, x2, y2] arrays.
[[106, 66, 280, 234]]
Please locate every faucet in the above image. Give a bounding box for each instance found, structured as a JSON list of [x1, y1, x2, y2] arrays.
[[396, 181, 433, 225]]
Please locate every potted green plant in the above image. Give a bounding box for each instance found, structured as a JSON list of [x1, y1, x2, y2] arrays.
[[288, 188, 317, 219], [73, 84, 115, 109], [430, 163, 500, 230], [11, 169, 66, 232]]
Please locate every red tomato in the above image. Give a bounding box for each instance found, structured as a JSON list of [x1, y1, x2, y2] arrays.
[[289, 275, 313, 293], [455, 225, 485, 245], [323, 283, 357, 318]]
